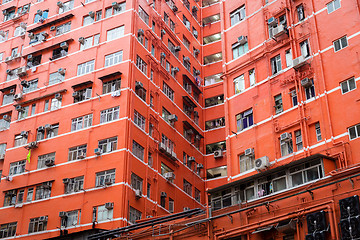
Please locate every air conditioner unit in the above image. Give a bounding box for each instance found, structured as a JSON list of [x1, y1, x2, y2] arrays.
[[135, 81, 143, 89], [137, 28, 144, 36], [44, 124, 51, 130], [168, 114, 178, 122], [105, 202, 114, 209], [11, 13, 20, 20], [188, 156, 195, 162], [54, 93, 62, 100], [172, 5, 178, 12], [174, 46, 181, 52], [161, 29, 166, 36], [193, 30, 198, 38], [39, 216, 48, 222], [41, 31, 48, 37], [280, 132, 291, 142], [112, 2, 119, 9], [295, 136, 302, 145], [59, 211, 67, 218], [111, 90, 121, 97], [56, 0, 65, 7], [16, 106, 24, 112], [72, 92, 80, 98], [9, 89, 15, 94], [45, 158, 55, 167], [78, 152, 86, 159], [0, 30, 5, 37], [214, 149, 223, 159], [183, 207, 190, 211], [184, 56, 190, 62], [14, 93, 23, 101], [194, 70, 200, 76], [194, 48, 200, 56], [105, 179, 113, 185], [37, 126, 45, 132], [94, 148, 102, 155], [301, 78, 313, 88], [27, 54, 33, 61], [159, 142, 166, 151], [2, 10, 8, 16], [28, 141, 38, 149], [89, 11, 95, 18], [164, 172, 175, 181], [160, 52, 166, 59], [63, 178, 70, 184], [160, 192, 167, 197], [42, 182, 52, 189], [3, 115, 11, 122], [0, 154, 5, 160], [4, 56, 13, 63], [171, 67, 179, 73], [58, 68, 66, 75], [268, 17, 277, 27], [146, 215, 153, 218], [292, 56, 306, 69], [255, 156, 270, 171], [245, 148, 254, 157], [197, 163, 203, 169], [272, 24, 287, 38], [186, 129, 194, 135], [12, 53, 21, 59], [17, 67, 27, 77], [135, 189, 142, 198], [60, 42, 68, 49], [78, 37, 85, 44], [37, 10, 43, 16], [171, 151, 177, 159], [28, 32, 35, 39], [50, 26, 56, 31], [20, 22, 27, 29], [237, 35, 248, 45]]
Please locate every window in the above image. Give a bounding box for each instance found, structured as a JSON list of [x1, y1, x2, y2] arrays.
[[59, 0, 74, 14], [339, 77, 355, 94], [230, 5, 246, 26], [206, 141, 226, 154], [0, 143, 6, 156], [280, 133, 293, 156], [14, 26, 25, 37], [139, 6, 149, 24], [232, 41, 248, 59], [107, 26, 124, 41], [136, 55, 147, 74], [104, 50, 123, 67], [333, 36, 348, 52], [327, 0, 341, 13], [297, 4, 305, 21], [37, 152, 55, 169], [203, 13, 220, 25], [80, 35, 95, 50], [234, 74, 245, 94], [28, 216, 47, 233], [30, 104, 36, 116], [194, 188, 201, 202], [33, 10, 49, 23], [131, 173, 143, 191], [46, 124, 59, 139], [103, 78, 121, 94], [163, 82, 174, 101], [295, 130, 303, 150], [300, 40, 310, 58], [77, 60, 95, 75], [160, 193, 166, 207], [290, 159, 323, 187], [285, 49, 292, 67], [26, 188, 34, 202], [304, 80, 315, 100], [60, 210, 80, 228], [0, 31, 8, 42], [49, 72, 65, 85], [291, 90, 298, 106], [135, 83, 146, 101], [98, 137, 117, 153], [152, 21, 156, 32], [35, 182, 52, 200], [2, 92, 14, 106], [68, 145, 87, 161], [4, 190, 17, 206], [71, 114, 93, 131], [129, 207, 142, 224], [18, 106, 29, 120], [204, 52, 222, 64], [73, 87, 92, 103], [100, 106, 119, 123], [183, 15, 190, 30], [183, 35, 190, 49], [0, 222, 17, 238], [236, 109, 253, 132], [270, 55, 282, 75], [56, 22, 71, 36], [274, 94, 283, 114], [162, 108, 171, 123], [348, 123, 360, 140], [64, 176, 84, 193], [14, 134, 27, 147], [249, 69, 256, 86], [83, 15, 94, 26], [203, 33, 221, 45], [205, 117, 225, 130], [205, 95, 224, 107], [183, 179, 192, 196], [95, 169, 115, 187], [239, 153, 255, 173], [169, 198, 174, 213], [23, 79, 38, 93], [134, 110, 145, 130], [183, 56, 191, 71], [93, 204, 113, 222], [132, 141, 144, 161], [50, 98, 61, 111]]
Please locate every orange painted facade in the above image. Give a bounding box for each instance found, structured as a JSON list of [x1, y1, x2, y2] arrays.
[[0, 0, 360, 239]]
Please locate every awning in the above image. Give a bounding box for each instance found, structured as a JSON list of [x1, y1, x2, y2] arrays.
[[183, 74, 201, 93], [71, 80, 93, 89], [27, 13, 74, 33], [252, 225, 274, 234], [14, 89, 67, 106], [183, 96, 197, 108], [0, 84, 16, 93], [183, 121, 203, 138], [98, 71, 122, 81], [23, 38, 74, 57]]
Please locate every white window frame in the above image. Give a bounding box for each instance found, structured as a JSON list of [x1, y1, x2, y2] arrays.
[[340, 77, 356, 94], [104, 50, 123, 67], [348, 123, 360, 140], [95, 169, 115, 187], [234, 74, 245, 94], [327, 0, 341, 14], [77, 60, 95, 76], [71, 114, 93, 131], [107, 26, 124, 41], [333, 36, 348, 52], [100, 107, 119, 123]]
